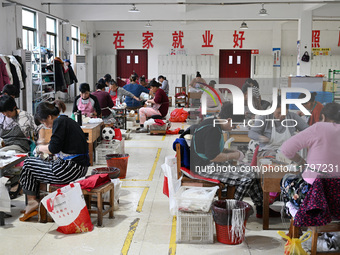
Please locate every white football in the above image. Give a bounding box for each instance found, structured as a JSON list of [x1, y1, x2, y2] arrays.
[[248, 139, 259, 153], [102, 127, 115, 140]]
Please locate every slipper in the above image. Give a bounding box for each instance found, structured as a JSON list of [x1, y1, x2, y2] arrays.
[[19, 210, 38, 221], [20, 210, 26, 214]]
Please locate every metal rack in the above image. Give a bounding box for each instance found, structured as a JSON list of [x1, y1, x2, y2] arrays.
[[32, 47, 55, 112], [328, 69, 340, 103]]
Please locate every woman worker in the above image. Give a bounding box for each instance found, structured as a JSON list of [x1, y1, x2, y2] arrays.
[[123, 74, 150, 107], [137, 79, 169, 133], [108, 79, 140, 104], [297, 92, 323, 125], [72, 83, 101, 118], [280, 103, 340, 216], [19, 101, 89, 221], [158, 75, 169, 95], [248, 96, 309, 157], [0, 95, 38, 152]]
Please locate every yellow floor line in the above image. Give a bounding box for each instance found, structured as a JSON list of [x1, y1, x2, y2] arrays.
[[122, 186, 148, 188], [168, 216, 177, 255], [136, 187, 149, 213], [121, 218, 140, 255], [121, 148, 162, 182], [162, 135, 166, 141]]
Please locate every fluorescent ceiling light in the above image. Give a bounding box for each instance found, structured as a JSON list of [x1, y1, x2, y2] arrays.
[[129, 4, 140, 13], [240, 21, 248, 29], [259, 3, 268, 16]]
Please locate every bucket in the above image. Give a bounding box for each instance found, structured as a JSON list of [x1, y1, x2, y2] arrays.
[[91, 167, 120, 179], [106, 154, 129, 179], [212, 200, 253, 245]]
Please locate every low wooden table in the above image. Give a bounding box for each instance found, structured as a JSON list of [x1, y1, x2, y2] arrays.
[[0, 154, 27, 226], [42, 122, 102, 166], [228, 130, 251, 143]]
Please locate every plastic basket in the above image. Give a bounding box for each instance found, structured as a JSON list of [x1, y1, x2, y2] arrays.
[[286, 91, 333, 110], [175, 186, 219, 213], [95, 142, 120, 165], [176, 210, 214, 244]]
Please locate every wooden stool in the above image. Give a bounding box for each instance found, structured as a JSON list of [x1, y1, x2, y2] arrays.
[[40, 182, 115, 227], [82, 182, 115, 227], [288, 218, 340, 255]]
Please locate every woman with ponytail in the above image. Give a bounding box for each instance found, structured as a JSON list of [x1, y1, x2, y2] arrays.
[[19, 100, 89, 221]]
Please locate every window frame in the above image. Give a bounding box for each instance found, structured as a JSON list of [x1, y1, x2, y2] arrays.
[[72, 25, 79, 55], [22, 8, 37, 51], [46, 16, 57, 55]]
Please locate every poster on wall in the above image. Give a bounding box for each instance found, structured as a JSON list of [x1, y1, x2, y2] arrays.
[[297, 40, 301, 66], [273, 48, 281, 67], [80, 33, 88, 44], [312, 48, 330, 56]]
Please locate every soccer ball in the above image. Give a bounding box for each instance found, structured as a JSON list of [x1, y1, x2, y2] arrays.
[[248, 139, 259, 153], [102, 127, 115, 140]]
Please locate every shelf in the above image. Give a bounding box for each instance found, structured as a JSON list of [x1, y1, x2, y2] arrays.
[[42, 73, 54, 76]]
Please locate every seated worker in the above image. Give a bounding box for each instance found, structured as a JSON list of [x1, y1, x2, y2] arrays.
[[108, 79, 140, 104], [72, 83, 101, 118], [91, 82, 114, 118], [137, 79, 169, 133], [0, 95, 38, 153], [297, 92, 323, 126], [158, 75, 169, 95], [248, 96, 309, 157], [206, 80, 226, 111], [1, 84, 18, 97], [139, 75, 150, 89], [190, 102, 275, 218], [124, 74, 150, 107], [242, 83, 262, 122], [19, 101, 89, 221], [189, 71, 207, 89], [280, 103, 340, 219]]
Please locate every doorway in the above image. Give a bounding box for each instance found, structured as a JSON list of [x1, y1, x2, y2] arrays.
[[219, 49, 251, 88], [117, 49, 148, 87]]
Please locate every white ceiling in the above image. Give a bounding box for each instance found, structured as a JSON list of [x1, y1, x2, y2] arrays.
[[36, 0, 340, 23]]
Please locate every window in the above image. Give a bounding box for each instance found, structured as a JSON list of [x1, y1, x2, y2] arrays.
[[72, 26, 79, 55], [22, 9, 37, 51], [46, 17, 57, 56]]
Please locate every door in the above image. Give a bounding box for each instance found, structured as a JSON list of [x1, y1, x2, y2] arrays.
[[117, 49, 148, 87], [219, 50, 251, 88]]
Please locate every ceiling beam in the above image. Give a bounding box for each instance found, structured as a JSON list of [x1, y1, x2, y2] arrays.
[[41, 1, 340, 6]]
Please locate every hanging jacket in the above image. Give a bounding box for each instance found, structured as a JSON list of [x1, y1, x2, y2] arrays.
[[0, 58, 10, 91], [14, 55, 26, 89], [68, 65, 78, 84], [54, 58, 67, 91]]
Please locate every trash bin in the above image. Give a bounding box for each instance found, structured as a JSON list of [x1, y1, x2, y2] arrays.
[[106, 154, 129, 179], [212, 200, 253, 245], [91, 167, 120, 179]]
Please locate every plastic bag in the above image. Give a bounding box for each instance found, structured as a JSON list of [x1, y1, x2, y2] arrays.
[[278, 231, 311, 255], [0, 177, 10, 213], [161, 156, 182, 215], [41, 183, 93, 234], [169, 108, 188, 122]]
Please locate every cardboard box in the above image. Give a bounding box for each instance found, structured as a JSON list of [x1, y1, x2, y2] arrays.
[[323, 81, 337, 92]]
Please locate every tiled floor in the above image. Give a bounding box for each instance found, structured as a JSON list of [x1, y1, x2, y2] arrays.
[[0, 111, 294, 255]]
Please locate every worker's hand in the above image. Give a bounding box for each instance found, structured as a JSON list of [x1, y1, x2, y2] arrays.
[[134, 97, 141, 101], [297, 110, 305, 117], [259, 135, 270, 143], [237, 150, 245, 162]]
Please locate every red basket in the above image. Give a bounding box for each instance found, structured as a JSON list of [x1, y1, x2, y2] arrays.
[[215, 221, 247, 245]]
